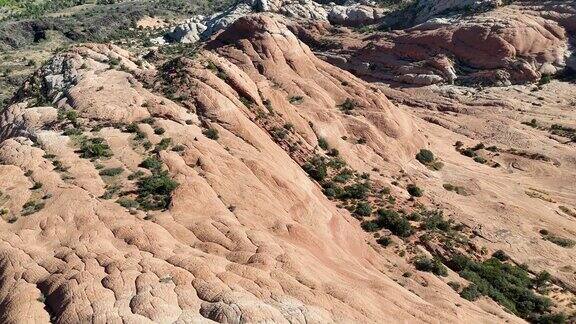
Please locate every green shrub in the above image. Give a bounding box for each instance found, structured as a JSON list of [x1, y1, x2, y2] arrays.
[[172, 145, 186, 152], [154, 127, 165, 135], [354, 201, 373, 216], [117, 198, 139, 209], [140, 156, 163, 171], [128, 170, 145, 180], [203, 128, 219, 140], [79, 138, 113, 159], [263, 99, 273, 112], [534, 313, 567, 324], [239, 96, 253, 107], [63, 127, 83, 136], [377, 209, 412, 237], [407, 212, 421, 221], [491, 250, 509, 261], [108, 57, 121, 66], [428, 161, 444, 170], [289, 96, 304, 105], [377, 236, 392, 246], [124, 123, 139, 133], [333, 168, 353, 183], [534, 271, 551, 289], [543, 234, 575, 248], [414, 256, 448, 276], [154, 138, 172, 152], [338, 98, 356, 113], [443, 183, 467, 195], [407, 184, 423, 197], [361, 220, 381, 232], [473, 156, 487, 164], [101, 184, 121, 199], [472, 143, 485, 151], [416, 149, 434, 164], [539, 75, 552, 86], [449, 255, 552, 319], [486, 145, 499, 152], [51, 160, 69, 172], [340, 182, 370, 199], [271, 127, 288, 140], [136, 170, 179, 210], [460, 284, 481, 301], [461, 148, 477, 157], [303, 155, 328, 181], [327, 148, 339, 157], [66, 110, 79, 124], [31, 182, 43, 190], [422, 209, 451, 231], [523, 119, 539, 128], [327, 157, 346, 169], [22, 200, 45, 216], [99, 167, 124, 177], [317, 137, 329, 150], [322, 181, 343, 198], [447, 281, 461, 291]]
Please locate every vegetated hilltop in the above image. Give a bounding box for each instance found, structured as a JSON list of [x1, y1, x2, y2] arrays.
[[0, 0, 234, 106], [0, 0, 575, 323]]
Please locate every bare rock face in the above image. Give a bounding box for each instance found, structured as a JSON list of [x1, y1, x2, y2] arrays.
[[328, 3, 386, 26], [513, 0, 576, 72], [160, 0, 399, 45], [276, 0, 327, 20], [369, 12, 568, 85], [160, 0, 328, 44]]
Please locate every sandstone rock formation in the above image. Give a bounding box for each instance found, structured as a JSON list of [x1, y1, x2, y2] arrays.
[[159, 0, 328, 44], [327, 3, 386, 26], [2, 0, 576, 321], [0, 12, 538, 323], [365, 12, 568, 85], [292, 2, 574, 86]]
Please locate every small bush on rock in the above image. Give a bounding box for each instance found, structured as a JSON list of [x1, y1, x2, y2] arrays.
[[407, 184, 423, 197], [416, 149, 434, 164], [203, 128, 219, 140]]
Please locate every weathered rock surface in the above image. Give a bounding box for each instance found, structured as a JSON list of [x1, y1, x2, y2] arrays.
[[369, 12, 568, 85], [294, 3, 573, 86], [0, 14, 527, 323], [328, 3, 386, 26], [159, 0, 328, 44]]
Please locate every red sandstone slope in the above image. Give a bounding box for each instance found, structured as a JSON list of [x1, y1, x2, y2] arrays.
[[0, 14, 525, 323]]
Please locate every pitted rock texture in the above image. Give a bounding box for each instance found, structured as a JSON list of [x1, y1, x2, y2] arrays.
[[0, 14, 524, 324]]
